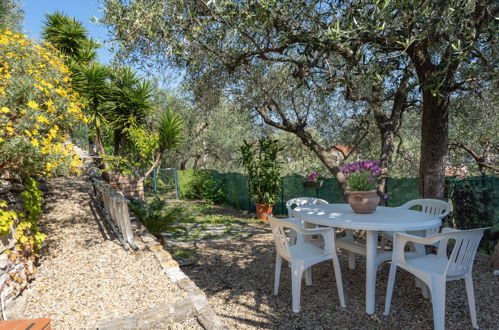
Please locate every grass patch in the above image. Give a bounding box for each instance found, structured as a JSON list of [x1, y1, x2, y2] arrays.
[[171, 247, 198, 260]]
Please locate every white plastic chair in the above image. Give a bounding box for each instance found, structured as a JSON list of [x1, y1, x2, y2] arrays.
[[381, 199, 453, 250], [384, 227, 489, 330], [268, 215, 345, 313], [285, 197, 329, 244]]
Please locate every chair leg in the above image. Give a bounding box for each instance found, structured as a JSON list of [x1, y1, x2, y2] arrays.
[[332, 254, 346, 308], [383, 262, 398, 315], [430, 279, 446, 330], [464, 276, 478, 329], [291, 262, 304, 313], [274, 255, 282, 296], [305, 267, 312, 286]]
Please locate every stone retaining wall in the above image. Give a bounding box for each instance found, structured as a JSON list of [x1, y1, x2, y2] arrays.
[[0, 179, 33, 312]]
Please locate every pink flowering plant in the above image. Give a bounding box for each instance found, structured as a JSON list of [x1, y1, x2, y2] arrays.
[[304, 172, 321, 182], [341, 160, 382, 191]]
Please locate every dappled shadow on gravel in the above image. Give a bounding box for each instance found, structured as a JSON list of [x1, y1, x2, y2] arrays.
[[37, 177, 116, 257], [23, 176, 187, 329], [181, 227, 499, 329]]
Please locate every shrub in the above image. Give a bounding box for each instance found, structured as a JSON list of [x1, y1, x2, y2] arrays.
[[129, 197, 186, 235], [449, 176, 498, 254], [0, 29, 86, 179], [184, 170, 227, 204], [17, 177, 46, 254]]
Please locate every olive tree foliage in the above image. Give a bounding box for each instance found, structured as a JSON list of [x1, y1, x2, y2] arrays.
[[155, 91, 259, 172], [99, 0, 407, 195], [100, 0, 497, 198], [448, 86, 498, 175], [0, 0, 23, 31]]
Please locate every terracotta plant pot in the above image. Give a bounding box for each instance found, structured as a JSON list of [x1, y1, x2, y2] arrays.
[[348, 190, 380, 214], [256, 203, 274, 220]]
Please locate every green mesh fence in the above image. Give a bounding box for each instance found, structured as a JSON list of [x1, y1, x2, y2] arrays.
[[177, 171, 498, 248], [178, 170, 345, 215], [385, 177, 419, 207]]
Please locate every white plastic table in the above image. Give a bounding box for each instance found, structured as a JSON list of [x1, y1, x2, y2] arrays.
[[293, 203, 441, 314]]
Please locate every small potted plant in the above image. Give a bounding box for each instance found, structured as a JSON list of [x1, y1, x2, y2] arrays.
[[238, 138, 283, 220], [341, 160, 384, 214], [303, 172, 324, 189]]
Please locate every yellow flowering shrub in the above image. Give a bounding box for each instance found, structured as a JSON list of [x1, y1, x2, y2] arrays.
[[0, 29, 86, 178]]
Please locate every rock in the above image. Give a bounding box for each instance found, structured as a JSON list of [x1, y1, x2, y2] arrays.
[[0, 192, 16, 204], [10, 183, 25, 192], [0, 254, 9, 269], [0, 180, 12, 194]]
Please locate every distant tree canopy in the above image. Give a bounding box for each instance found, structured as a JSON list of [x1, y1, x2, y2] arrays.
[[100, 0, 498, 197]]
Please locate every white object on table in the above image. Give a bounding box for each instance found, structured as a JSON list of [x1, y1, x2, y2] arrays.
[[293, 203, 441, 314], [384, 227, 489, 330], [268, 216, 345, 313]]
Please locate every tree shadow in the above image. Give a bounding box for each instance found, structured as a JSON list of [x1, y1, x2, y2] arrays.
[[180, 230, 498, 329]]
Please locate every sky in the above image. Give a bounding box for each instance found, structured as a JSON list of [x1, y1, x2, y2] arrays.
[[22, 0, 113, 64]]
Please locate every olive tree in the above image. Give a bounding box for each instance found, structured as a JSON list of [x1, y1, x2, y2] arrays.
[[100, 0, 497, 198]]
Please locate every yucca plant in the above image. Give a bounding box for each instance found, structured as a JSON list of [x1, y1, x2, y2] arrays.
[[42, 11, 98, 66], [106, 66, 155, 155], [72, 61, 110, 156]]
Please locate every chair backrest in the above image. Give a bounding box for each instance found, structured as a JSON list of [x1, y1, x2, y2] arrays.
[[398, 199, 453, 218], [286, 197, 329, 217], [436, 228, 488, 277], [268, 216, 299, 259]]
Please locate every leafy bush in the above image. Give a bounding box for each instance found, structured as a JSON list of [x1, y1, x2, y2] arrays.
[[183, 170, 227, 204], [17, 177, 46, 254], [0, 29, 85, 179], [129, 197, 186, 235], [449, 176, 498, 254]]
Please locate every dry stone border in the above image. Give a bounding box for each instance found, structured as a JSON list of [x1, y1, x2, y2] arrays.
[[95, 216, 228, 330]]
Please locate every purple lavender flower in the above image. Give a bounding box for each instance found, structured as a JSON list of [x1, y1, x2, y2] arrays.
[[367, 177, 374, 182], [383, 193, 389, 199]]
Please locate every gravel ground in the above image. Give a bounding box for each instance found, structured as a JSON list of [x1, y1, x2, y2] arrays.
[[18, 176, 190, 329], [180, 225, 499, 329]]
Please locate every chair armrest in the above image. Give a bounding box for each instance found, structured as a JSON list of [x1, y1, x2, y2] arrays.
[[294, 226, 335, 254], [393, 232, 444, 246], [392, 232, 445, 264]]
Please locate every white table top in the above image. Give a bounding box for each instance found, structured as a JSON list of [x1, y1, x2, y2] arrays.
[[293, 203, 441, 231]]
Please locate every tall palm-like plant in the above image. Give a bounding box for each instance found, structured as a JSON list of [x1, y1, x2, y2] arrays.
[[142, 109, 184, 180], [72, 62, 110, 156], [42, 11, 98, 66], [107, 66, 155, 155]]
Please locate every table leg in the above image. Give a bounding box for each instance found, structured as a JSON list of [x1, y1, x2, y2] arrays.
[[346, 229, 356, 270], [366, 230, 378, 314]]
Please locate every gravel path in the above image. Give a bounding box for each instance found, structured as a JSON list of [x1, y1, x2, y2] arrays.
[[180, 226, 499, 329], [19, 176, 189, 329]]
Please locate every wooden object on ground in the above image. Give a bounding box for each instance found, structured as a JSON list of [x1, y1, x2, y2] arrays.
[[0, 318, 51, 329]]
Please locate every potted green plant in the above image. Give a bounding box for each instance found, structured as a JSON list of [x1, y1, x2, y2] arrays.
[[239, 138, 282, 220], [341, 160, 387, 214], [303, 172, 324, 189]]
